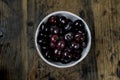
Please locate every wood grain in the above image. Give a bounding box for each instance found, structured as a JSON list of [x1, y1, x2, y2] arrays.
[[0, 0, 25, 80], [92, 0, 120, 80], [0, 0, 120, 80]]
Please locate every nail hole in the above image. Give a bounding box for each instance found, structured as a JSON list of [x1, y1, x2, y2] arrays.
[[27, 21, 34, 26]]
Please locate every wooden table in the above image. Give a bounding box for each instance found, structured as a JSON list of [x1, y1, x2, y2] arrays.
[[0, 0, 120, 80]]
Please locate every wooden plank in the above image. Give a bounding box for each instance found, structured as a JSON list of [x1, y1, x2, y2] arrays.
[[27, 0, 98, 80], [92, 0, 120, 80], [0, 0, 28, 80], [21, 0, 28, 80]]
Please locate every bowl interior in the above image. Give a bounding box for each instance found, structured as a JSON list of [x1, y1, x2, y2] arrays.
[[35, 11, 91, 68]]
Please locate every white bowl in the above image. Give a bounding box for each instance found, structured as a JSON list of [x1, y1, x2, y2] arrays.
[[35, 11, 91, 68]]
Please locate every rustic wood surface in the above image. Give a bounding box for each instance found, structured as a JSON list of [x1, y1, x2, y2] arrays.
[[0, 0, 120, 80]]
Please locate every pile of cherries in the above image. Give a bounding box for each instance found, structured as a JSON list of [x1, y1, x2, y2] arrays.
[[37, 15, 88, 64]]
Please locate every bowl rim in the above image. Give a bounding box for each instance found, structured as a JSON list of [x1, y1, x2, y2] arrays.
[[35, 11, 91, 68]]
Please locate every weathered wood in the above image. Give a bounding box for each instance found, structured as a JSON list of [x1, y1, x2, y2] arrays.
[[92, 0, 120, 80], [0, 0, 27, 80], [0, 0, 120, 80], [27, 0, 97, 80]]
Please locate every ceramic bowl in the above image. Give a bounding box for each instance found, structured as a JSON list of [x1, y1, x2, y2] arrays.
[[35, 11, 91, 68]]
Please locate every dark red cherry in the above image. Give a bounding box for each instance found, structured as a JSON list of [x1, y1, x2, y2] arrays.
[[52, 49, 62, 61], [48, 16, 58, 25], [73, 20, 84, 29], [78, 29, 86, 35], [38, 33, 48, 39], [50, 26, 55, 32], [57, 40, 65, 50], [37, 38, 46, 46], [84, 35, 88, 44], [64, 48, 71, 52], [37, 33, 49, 46], [78, 30, 82, 34], [44, 51, 51, 59], [59, 28, 64, 35], [72, 50, 82, 61], [65, 32, 73, 41], [75, 33, 85, 42], [42, 47, 53, 59], [51, 34, 58, 43], [58, 16, 68, 27], [50, 42, 56, 48], [50, 26, 59, 34], [80, 42, 86, 48], [61, 51, 72, 63], [53, 28, 59, 34], [37, 39, 43, 45], [70, 42, 80, 50], [44, 25, 49, 32], [64, 19, 73, 31], [39, 23, 45, 31], [40, 23, 49, 33], [72, 20, 85, 32], [41, 46, 49, 54], [41, 46, 47, 52]]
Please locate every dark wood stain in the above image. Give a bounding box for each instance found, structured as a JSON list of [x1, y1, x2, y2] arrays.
[[49, 77, 56, 80], [111, 8, 117, 15], [27, 21, 34, 26], [81, 64, 88, 79], [0, 42, 10, 54], [102, 10, 107, 16], [82, 0, 98, 80], [110, 72, 115, 76], [1, 0, 9, 5], [0, 67, 8, 80], [94, 0, 99, 3], [96, 50, 100, 58], [110, 54, 114, 63], [110, 51, 118, 63], [118, 61, 120, 66], [100, 74, 104, 79], [0, 65, 15, 80], [79, 10, 85, 19], [116, 67, 120, 78], [117, 61, 120, 78]]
